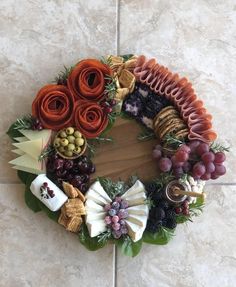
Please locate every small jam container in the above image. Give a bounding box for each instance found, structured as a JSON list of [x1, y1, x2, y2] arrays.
[[165, 180, 188, 205]]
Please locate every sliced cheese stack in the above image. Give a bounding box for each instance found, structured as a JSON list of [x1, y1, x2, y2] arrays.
[[9, 129, 52, 175], [85, 181, 112, 237], [121, 180, 148, 242]]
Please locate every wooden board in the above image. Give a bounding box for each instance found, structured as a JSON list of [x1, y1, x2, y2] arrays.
[[91, 117, 159, 182]]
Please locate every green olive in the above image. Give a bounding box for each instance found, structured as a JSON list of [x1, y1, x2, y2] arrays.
[[74, 130, 82, 138], [74, 146, 82, 154], [75, 138, 84, 146], [54, 138, 61, 148], [60, 138, 69, 147], [64, 150, 73, 157], [68, 143, 75, 151], [67, 135, 75, 143], [66, 127, 74, 135], [60, 131, 67, 138], [58, 146, 65, 153]]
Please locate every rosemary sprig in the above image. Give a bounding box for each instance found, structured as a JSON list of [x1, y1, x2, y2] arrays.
[[145, 197, 155, 209], [104, 75, 118, 99], [98, 177, 127, 199], [38, 145, 55, 161], [97, 229, 112, 244], [210, 142, 230, 153], [13, 115, 33, 130], [87, 135, 113, 158], [54, 65, 73, 85], [153, 172, 175, 189], [137, 129, 155, 142], [163, 133, 184, 148]]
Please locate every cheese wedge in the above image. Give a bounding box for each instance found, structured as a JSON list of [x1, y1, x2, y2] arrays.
[[86, 220, 107, 237], [125, 219, 144, 242], [121, 180, 145, 198], [125, 193, 146, 206], [90, 181, 112, 203], [9, 154, 44, 172], [127, 205, 149, 216], [12, 165, 45, 175], [13, 139, 42, 160], [12, 149, 25, 156], [86, 212, 106, 222], [19, 129, 51, 146], [85, 199, 104, 212], [127, 215, 147, 227], [86, 189, 109, 206]]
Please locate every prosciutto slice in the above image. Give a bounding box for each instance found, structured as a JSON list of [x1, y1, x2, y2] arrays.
[[133, 56, 217, 143]]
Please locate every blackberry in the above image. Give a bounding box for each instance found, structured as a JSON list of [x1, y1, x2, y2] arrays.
[[146, 219, 162, 233], [157, 200, 170, 210], [165, 209, 176, 221], [164, 218, 177, 229], [145, 182, 158, 196], [150, 207, 165, 220]]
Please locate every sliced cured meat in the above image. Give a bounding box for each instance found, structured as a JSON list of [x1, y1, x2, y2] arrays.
[[133, 55, 217, 143]]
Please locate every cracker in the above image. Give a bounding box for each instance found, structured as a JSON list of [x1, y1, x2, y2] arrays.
[[61, 198, 86, 217], [58, 213, 68, 228], [66, 216, 83, 233], [62, 181, 79, 198], [118, 69, 136, 90]]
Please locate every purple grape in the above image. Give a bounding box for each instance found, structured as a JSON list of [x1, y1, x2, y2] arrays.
[[214, 152, 226, 164], [112, 216, 120, 223], [152, 149, 162, 160], [120, 200, 129, 209], [158, 157, 172, 172], [79, 183, 89, 193], [109, 209, 117, 216], [77, 162, 90, 174], [56, 169, 67, 178], [201, 173, 211, 180], [173, 167, 184, 179], [115, 197, 122, 203], [119, 219, 126, 225], [205, 162, 215, 173], [196, 143, 210, 156], [118, 209, 128, 219], [89, 164, 96, 174], [183, 161, 191, 173], [112, 223, 121, 231], [104, 204, 111, 212], [63, 160, 74, 170], [214, 164, 226, 176], [201, 152, 215, 163], [112, 202, 120, 210], [192, 162, 206, 177], [104, 216, 112, 225], [54, 159, 64, 170], [80, 174, 90, 183], [112, 230, 122, 239], [120, 225, 128, 234]]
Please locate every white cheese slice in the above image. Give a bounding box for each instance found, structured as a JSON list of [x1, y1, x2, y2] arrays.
[[9, 154, 44, 173], [30, 174, 68, 211], [121, 180, 146, 199], [12, 149, 25, 156], [127, 214, 147, 227], [85, 199, 104, 212], [86, 212, 106, 222], [127, 205, 149, 216], [14, 136, 28, 142], [13, 139, 42, 160], [125, 219, 144, 242], [20, 129, 52, 146], [125, 193, 146, 206], [86, 220, 107, 237], [89, 181, 112, 203], [85, 189, 109, 206]]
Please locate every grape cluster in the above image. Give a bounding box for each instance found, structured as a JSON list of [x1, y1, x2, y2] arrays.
[[104, 197, 129, 239], [100, 98, 117, 114], [47, 154, 95, 193], [153, 140, 226, 180], [31, 117, 43, 130]]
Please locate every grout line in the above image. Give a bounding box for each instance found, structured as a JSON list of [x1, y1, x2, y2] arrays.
[[116, 0, 121, 56], [113, 244, 118, 287]]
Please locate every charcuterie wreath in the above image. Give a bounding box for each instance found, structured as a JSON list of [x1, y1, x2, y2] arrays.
[[7, 55, 229, 257]]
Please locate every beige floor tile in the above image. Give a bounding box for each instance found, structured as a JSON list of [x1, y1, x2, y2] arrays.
[[0, 184, 115, 287], [116, 185, 236, 287], [0, 0, 117, 183], [119, 0, 236, 182]]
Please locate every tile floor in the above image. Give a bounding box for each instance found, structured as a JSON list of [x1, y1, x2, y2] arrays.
[[0, 0, 236, 286]]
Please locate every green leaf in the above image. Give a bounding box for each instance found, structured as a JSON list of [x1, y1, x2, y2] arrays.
[[6, 115, 33, 140], [24, 175, 41, 213], [116, 237, 142, 257], [120, 54, 134, 62], [17, 170, 35, 185], [6, 123, 23, 140], [143, 227, 175, 245], [37, 201, 60, 222], [79, 224, 108, 251]]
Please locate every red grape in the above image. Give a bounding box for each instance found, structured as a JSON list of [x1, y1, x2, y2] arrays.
[[214, 152, 226, 164], [196, 143, 210, 156], [192, 162, 206, 177], [154, 144, 162, 151], [152, 149, 162, 160], [215, 164, 226, 176], [188, 140, 201, 153], [201, 173, 211, 180], [175, 150, 189, 162], [171, 155, 184, 168], [183, 161, 191, 173], [158, 157, 172, 172], [201, 151, 215, 163], [178, 144, 191, 154], [205, 162, 215, 173], [211, 172, 220, 180], [173, 167, 184, 178]]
